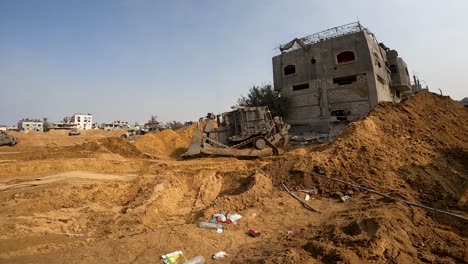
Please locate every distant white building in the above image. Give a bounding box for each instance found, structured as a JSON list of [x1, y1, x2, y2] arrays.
[[99, 120, 129, 131], [18, 119, 44, 132], [71, 113, 93, 130], [113, 120, 129, 129], [0, 126, 6, 132]]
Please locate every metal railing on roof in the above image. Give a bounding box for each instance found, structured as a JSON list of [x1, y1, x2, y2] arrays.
[[279, 22, 373, 52]]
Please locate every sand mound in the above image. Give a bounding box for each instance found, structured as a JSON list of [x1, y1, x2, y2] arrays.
[[134, 125, 195, 159], [262, 90, 468, 263], [71, 137, 145, 159], [269, 91, 468, 205]]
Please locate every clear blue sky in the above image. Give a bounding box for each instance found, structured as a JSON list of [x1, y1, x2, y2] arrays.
[[1, 0, 466, 125]]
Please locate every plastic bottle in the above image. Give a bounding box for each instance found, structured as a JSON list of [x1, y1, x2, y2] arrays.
[[199, 222, 223, 230], [183, 256, 205, 264]]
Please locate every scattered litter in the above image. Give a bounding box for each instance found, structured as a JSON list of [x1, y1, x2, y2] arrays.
[[340, 195, 351, 202], [304, 194, 310, 201], [212, 251, 227, 259], [282, 183, 320, 212], [65, 233, 86, 238], [226, 212, 242, 223], [216, 228, 223, 234], [248, 228, 260, 237], [298, 188, 318, 196], [199, 222, 223, 230], [162, 250, 187, 264], [210, 211, 242, 224], [287, 229, 300, 236], [183, 255, 205, 264], [213, 214, 226, 222]]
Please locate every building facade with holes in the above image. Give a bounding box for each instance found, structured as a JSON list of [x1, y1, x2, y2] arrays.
[[71, 113, 93, 130], [272, 22, 412, 134], [17, 119, 44, 132]]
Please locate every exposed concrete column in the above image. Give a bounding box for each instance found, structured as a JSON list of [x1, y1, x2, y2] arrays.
[[321, 79, 330, 119]]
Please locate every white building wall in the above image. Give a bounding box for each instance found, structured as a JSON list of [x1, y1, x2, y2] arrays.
[[18, 121, 44, 132], [72, 114, 93, 130]]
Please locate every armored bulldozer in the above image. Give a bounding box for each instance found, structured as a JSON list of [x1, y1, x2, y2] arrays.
[[183, 106, 289, 158], [0, 132, 17, 146]]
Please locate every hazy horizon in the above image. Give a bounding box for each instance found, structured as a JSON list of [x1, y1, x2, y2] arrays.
[[1, 0, 467, 126]]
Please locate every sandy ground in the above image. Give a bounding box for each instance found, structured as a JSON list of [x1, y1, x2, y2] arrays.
[[0, 91, 467, 263]]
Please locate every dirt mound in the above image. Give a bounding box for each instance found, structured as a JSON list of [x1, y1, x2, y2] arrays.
[[134, 125, 195, 159], [268, 91, 468, 204], [72, 137, 145, 159], [262, 90, 468, 263]]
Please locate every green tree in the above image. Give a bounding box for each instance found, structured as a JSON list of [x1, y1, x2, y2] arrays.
[[42, 117, 50, 132], [148, 115, 158, 124], [237, 84, 289, 117], [166, 120, 185, 130]]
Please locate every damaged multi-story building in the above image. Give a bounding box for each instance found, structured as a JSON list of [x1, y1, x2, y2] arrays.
[[272, 22, 412, 135]]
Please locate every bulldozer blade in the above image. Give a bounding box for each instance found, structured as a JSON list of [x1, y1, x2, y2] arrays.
[[182, 129, 204, 156]]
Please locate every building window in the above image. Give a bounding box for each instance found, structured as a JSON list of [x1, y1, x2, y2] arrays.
[[376, 74, 386, 84], [333, 75, 357, 85], [374, 52, 382, 68], [283, 65, 296, 76], [311, 58, 316, 64], [405, 67, 409, 77], [292, 83, 309, 91], [336, 51, 355, 63], [389, 65, 397, 74]]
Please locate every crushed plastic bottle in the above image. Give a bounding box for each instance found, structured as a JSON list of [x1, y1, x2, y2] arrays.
[[199, 222, 223, 230], [183, 255, 205, 264]]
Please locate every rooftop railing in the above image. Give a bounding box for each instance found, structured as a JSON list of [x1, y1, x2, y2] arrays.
[[279, 21, 374, 52]]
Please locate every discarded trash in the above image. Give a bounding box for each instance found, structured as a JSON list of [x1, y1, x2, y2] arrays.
[[162, 251, 187, 264], [213, 214, 226, 222], [212, 251, 227, 259], [216, 228, 223, 234], [211, 211, 242, 224], [199, 222, 224, 230], [65, 233, 87, 238], [298, 188, 318, 196], [340, 195, 351, 202], [282, 183, 320, 212], [304, 194, 310, 201], [287, 229, 300, 236], [248, 228, 260, 237], [182, 255, 205, 264], [226, 212, 242, 223]]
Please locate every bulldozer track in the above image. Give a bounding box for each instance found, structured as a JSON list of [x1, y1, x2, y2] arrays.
[[230, 136, 279, 156]]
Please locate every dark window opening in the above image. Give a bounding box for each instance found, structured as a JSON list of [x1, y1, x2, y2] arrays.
[[292, 83, 309, 91], [389, 65, 397, 74], [311, 58, 316, 64], [396, 90, 401, 98], [333, 75, 357, 85], [336, 51, 355, 63], [377, 75, 386, 84], [331, 109, 351, 121], [283, 65, 296, 76], [405, 67, 409, 77]]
